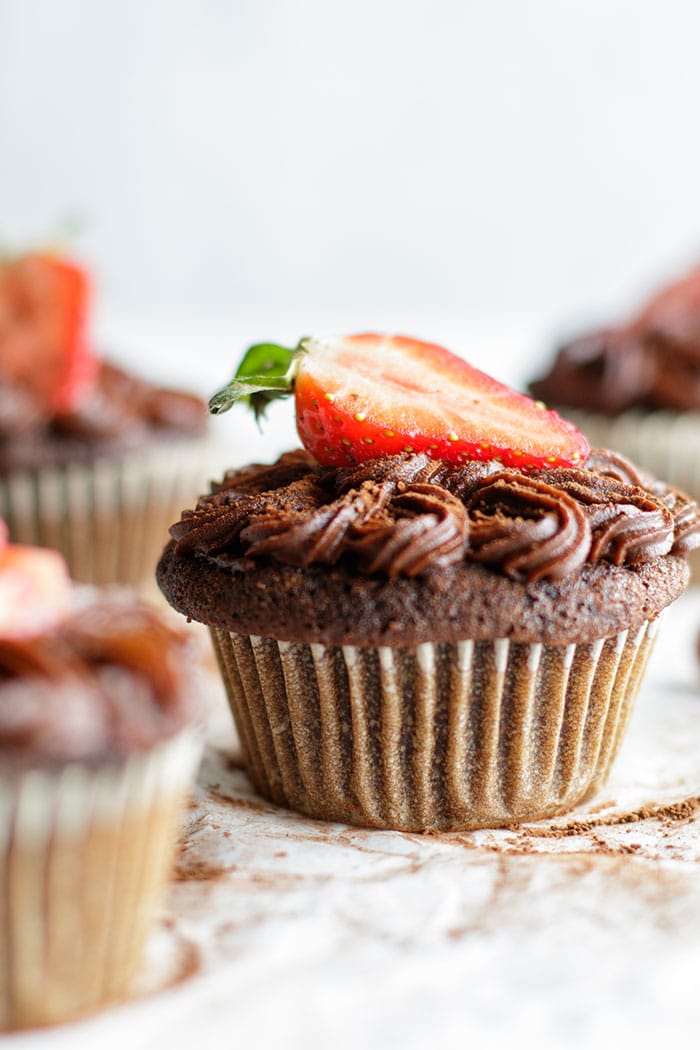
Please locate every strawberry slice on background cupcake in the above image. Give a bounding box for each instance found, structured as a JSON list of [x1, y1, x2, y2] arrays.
[[0, 519, 72, 640], [0, 246, 226, 590], [0, 251, 98, 415]]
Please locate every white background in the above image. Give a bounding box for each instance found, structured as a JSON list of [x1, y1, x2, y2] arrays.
[[4, 9, 700, 1047], [2, 0, 700, 394]]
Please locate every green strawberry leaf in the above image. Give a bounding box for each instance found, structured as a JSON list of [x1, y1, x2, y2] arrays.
[[209, 340, 303, 420]]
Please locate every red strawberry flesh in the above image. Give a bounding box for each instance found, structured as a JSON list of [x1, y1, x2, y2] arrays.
[[0, 253, 97, 413], [294, 334, 589, 469]]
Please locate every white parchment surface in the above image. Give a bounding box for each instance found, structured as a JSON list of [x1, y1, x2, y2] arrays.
[[9, 591, 700, 1050]]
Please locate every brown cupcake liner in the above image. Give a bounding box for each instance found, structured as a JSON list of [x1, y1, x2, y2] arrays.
[[0, 437, 227, 591], [0, 729, 202, 1031], [211, 619, 659, 832]]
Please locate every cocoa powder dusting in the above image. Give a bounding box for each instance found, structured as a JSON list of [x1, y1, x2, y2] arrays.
[[174, 853, 234, 883], [513, 794, 700, 839]]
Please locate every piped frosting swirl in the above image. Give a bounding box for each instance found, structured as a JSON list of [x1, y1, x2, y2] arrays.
[[170, 448, 700, 583], [467, 474, 589, 582]]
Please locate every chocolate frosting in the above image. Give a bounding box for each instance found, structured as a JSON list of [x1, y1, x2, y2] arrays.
[[0, 592, 198, 765], [467, 474, 589, 582], [0, 360, 207, 472], [169, 448, 700, 584], [530, 266, 700, 413]]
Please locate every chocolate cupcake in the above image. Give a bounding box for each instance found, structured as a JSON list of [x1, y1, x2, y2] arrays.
[[158, 334, 700, 831], [530, 261, 700, 507], [0, 540, 202, 1030], [0, 251, 223, 589]]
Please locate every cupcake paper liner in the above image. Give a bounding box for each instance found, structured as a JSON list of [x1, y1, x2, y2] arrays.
[[211, 619, 659, 831], [0, 729, 202, 1031], [0, 437, 227, 590]]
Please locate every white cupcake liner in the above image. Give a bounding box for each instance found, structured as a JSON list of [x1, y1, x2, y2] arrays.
[[211, 619, 659, 831], [0, 436, 228, 590], [0, 728, 202, 1031]]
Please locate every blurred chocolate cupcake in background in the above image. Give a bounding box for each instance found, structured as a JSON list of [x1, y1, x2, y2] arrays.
[[0, 250, 226, 590], [0, 528, 204, 1030], [530, 262, 700, 519]]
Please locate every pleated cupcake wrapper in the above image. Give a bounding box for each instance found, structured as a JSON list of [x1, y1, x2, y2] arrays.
[[0, 728, 202, 1031], [211, 619, 659, 832], [0, 436, 228, 590]]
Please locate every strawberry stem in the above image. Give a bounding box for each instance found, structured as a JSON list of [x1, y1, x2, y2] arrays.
[[209, 340, 305, 420]]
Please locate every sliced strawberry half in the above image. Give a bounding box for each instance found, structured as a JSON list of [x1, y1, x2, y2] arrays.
[[210, 333, 589, 470], [0, 252, 98, 413], [0, 543, 72, 640]]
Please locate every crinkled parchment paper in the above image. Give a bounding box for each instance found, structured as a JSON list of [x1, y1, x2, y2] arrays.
[[11, 592, 700, 1050]]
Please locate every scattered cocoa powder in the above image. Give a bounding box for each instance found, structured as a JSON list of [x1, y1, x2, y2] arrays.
[[164, 934, 203, 988], [174, 856, 235, 882], [513, 794, 700, 838], [206, 787, 279, 815]]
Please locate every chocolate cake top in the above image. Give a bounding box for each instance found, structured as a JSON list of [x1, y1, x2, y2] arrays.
[[0, 360, 207, 472], [0, 592, 199, 766], [157, 448, 695, 646]]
